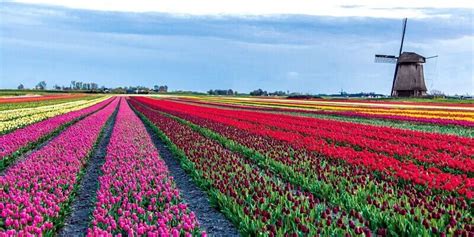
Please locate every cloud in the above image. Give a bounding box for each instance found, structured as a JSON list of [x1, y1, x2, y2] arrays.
[[0, 2, 472, 95], [2, 2, 471, 47], [11, 0, 474, 19]]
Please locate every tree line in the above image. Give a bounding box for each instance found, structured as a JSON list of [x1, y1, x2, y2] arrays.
[[16, 81, 169, 94]]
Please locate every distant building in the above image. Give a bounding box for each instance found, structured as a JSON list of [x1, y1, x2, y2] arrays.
[[392, 52, 428, 97]]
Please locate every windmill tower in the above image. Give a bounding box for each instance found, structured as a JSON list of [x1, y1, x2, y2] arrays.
[[375, 18, 438, 97]]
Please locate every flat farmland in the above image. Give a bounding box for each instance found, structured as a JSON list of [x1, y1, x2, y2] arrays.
[[0, 94, 472, 236]]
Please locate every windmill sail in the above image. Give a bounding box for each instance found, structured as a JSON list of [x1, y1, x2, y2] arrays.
[[375, 54, 398, 64], [391, 18, 408, 96]]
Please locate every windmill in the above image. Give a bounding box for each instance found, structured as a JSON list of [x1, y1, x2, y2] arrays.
[[375, 18, 438, 97]]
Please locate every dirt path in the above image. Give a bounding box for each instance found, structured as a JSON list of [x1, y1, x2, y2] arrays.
[[57, 106, 119, 236], [142, 120, 240, 236]]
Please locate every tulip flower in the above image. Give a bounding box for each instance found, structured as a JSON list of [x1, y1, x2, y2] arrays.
[[130, 98, 368, 235], [0, 98, 120, 234], [129, 96, 473, 236], [0, 97, 113, 159], [87, 100, 201, 236]]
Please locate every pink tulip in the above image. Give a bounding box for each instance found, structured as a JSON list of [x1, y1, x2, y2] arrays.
[[87, 100, 202, 235], [0, 98, 114, 159], [0, 98, 120, 234]]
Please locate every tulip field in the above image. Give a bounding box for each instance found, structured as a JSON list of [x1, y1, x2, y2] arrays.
[[170, 96, 474, 136], [0, 94, 473, 236]]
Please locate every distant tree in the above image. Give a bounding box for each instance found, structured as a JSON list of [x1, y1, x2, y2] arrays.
[[53, 84, 61, 90], [81, 83, 90, 90], [250, 89, 267, 96], [430, 89, 445, 97], [35, 81, 46, 90], [111, 87, 126, 94], [17, 84, 24, 90], [208, 89, 234, 95], [268, 90, 287, 96], [158, 85, 168, 93]]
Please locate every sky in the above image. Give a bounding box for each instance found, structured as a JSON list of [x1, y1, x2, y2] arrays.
[[0, 1, 473, 95]]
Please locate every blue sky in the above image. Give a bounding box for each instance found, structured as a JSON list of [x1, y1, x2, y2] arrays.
[[0, 1, 472, 94]]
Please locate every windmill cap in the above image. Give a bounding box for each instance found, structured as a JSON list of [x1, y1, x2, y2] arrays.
[[398, 52, 426, 63]]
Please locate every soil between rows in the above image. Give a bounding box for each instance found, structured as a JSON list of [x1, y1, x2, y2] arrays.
[[141, 114, 240, 236], [57, 104, 119, 236]]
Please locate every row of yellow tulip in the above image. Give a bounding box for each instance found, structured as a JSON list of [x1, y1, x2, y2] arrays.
[[0, 98, 103, 122], [0, 96, 109, 134], [196, 97, 474, 122]]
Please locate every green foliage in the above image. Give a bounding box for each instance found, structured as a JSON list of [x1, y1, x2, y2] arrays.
[[159, 110, 471, 236]]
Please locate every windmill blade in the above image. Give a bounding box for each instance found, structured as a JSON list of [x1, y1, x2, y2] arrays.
[[398, 18, 407, 57], [375, 54, 398, 64], [426, 55, 438, 59]]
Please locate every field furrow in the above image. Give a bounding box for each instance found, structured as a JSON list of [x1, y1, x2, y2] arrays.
[[131, 99, 372, 236], [130, 97, 473, 236], [0, 98, 120, 235], [87, 99, 202, 236]]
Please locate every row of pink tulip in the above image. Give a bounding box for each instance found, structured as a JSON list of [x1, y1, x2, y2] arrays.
[[0, 98, 120, 236], [0, 97, 113, 159], [87, 100, 202, 236]]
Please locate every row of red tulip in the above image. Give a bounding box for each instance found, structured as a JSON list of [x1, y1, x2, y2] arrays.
[[213, 106, 472, 156], [0, 98, 120, 235], [88, 100, 201, 236], [199, 108, 473, 173], [0, 98, 114, 160], [134, 98, 473, 197], [130, 97, 473, 236], [130, 99, 372, 236], [172, 98, 473, 157], [178, 98, 474, 127]]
